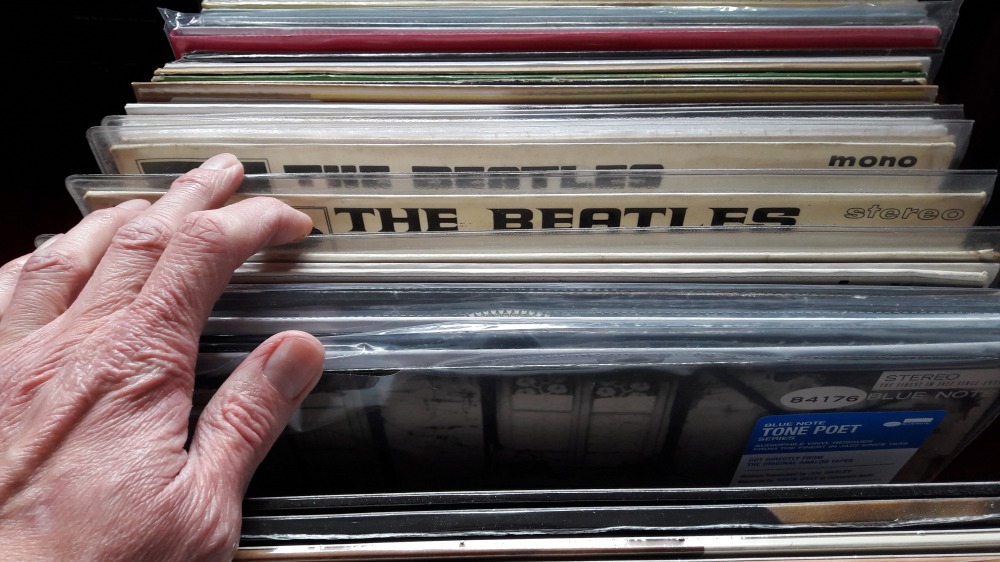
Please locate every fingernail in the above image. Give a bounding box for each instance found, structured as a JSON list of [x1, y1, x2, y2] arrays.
[[116, 198, 152, 211], [263, 335, 324, 400], [201, 153, 239, 170]]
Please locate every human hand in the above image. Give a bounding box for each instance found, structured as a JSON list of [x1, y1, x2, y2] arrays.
[[0, 154, 326, 561]]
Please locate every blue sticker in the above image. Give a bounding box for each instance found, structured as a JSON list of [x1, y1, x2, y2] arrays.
[[731, 410, 946, 486], [745, 411, 946, 454]]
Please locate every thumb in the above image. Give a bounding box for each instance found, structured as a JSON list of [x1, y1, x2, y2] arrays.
[[187, 331, 325, 496]]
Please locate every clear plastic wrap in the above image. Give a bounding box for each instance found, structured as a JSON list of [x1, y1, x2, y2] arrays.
[[66, 168, 996, 230], [192, 282, 1000, 495], [238, 483, 1000, 552], [236, 224, 1000, 264], [179, 4, 943, 27], [149, 48, 950, 82], [131, 79, 942, 105], [153, 53, 934, 77], [231, 260, 1000, 287], [120, 100, 966, 119], [86, 117, 974, 174], [161, 1, 964, 55]]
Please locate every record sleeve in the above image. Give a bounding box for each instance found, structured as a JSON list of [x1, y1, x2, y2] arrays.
[[162, 3, 957, 55], [164, 25, 943, 57], [75, 187, 991, 230], [238, 225, 1000, 265], [120, 101, 968, 119], [130, 79, 940, 104], [65, 169, 996, 232], [191, 282, 1000, 495], [202, 0, 961, 7], [238, 483, 998, 557], [235, 531, 1000, 561], [164, 48, 949, 81], [181, 4, 941, 27], [149, 72, 929, 88], [88, 117, 970, 174], [230, 261, 1000, 288], [152, 54, 933, 76]]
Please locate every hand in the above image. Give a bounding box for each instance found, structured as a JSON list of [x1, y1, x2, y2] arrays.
[[0, 154, 326, 561]]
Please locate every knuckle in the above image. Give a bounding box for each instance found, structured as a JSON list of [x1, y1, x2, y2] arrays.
[[62, 335, 190, 397], [87, 206, 130, 225], [172, 168, 218, 194], [246, 197, 300, 230], [113, 215, 173, 255], [216, 397, 275, 449], [21, 246, 85, 278], [233, 196, 290, 224], [254, 196, 289, 213], [175, 211, 230, 254]]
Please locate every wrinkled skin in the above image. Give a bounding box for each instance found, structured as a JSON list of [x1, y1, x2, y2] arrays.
[[0, 154, 326, 561]]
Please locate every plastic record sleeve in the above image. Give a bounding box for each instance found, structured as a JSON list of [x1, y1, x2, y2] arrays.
[[189, 283, 1000, 495]]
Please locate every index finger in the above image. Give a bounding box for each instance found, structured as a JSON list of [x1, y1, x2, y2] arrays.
[[129, 196, 313, 354], [68, 154, 245, 322]]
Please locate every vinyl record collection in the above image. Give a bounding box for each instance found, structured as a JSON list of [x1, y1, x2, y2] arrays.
[[63, 0, 999, 557]]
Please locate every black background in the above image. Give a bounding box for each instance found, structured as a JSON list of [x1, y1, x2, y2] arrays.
[[3, 1, 998, 481]]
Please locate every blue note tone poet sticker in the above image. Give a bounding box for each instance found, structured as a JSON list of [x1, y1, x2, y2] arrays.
[[731, 410, 946, 486]]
